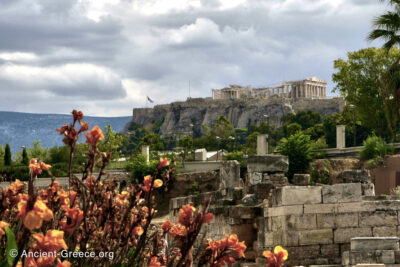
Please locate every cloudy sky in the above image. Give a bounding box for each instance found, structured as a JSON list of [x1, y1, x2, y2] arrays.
[[0, 0, 387, 116]]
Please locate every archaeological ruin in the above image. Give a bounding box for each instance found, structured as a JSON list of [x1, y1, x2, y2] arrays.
[[211, 77, 327, 100], [168, 155, 400, 266]]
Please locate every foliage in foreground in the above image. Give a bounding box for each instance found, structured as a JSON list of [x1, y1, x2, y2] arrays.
[[360, 135, 394, 168], [0, 110, 255, 267]]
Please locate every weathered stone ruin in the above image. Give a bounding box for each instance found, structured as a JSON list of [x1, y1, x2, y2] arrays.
[[168, 155, 400, 266]]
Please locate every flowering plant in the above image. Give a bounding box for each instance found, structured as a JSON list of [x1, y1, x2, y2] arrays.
[[263, 246, 288, 267], [0, 110, 246, 267]]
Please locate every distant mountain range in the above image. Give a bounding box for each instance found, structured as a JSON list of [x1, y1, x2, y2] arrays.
[[0, 111, 131, 153]]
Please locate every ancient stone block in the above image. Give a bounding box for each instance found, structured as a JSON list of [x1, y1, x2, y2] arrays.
[[299, 229, 333, 245], [293, 174, 311, 186], [334, 227, 372, 243], [247, 155, 289, 173], [219, 160, 241, 189], [249, 172, 262, 185], [320, 244, 340, 258], [362, 183, 375, 196], [351, 237, 399, 251], [264, 204, 303, 217], [359, 210, 398, 227], [350, 250, 395, 265], [336, 213, 359, 228], [337, 169, 371, 184], [286, 245, 321, 260], [337, 202, 363, 212], [322, 183, 362, 203], [272, 186, 322, 206], [373, 226, 397, 237], [271, 216, 286, 231], [304, 203, 337, 214], [317, 213, 358, 229], [286, 214, 317, 230], [249, 183, 275, 201]]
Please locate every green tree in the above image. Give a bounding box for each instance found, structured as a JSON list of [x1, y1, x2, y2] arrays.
[[4, 144, 11, 166], [98, 125, 124, 160], [281, 110, 322, 130], [276, 132, 313, 182], [286, 123, 302, 136], [332, 47, 400, 140], [21, 147, 29, 165], [0, 145, 4, 165], [368, 0, 400, 50], [139, 133, 164, 151], [178, 136, 193, 164], [27, 141, 48, 160], [242, 131, 259, 156]]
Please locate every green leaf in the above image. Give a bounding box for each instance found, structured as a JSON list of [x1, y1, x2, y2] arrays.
[[5, 227, 18, 266]]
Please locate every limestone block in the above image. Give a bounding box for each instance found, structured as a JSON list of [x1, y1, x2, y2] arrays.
[[269, 173, 288, 184], [293, 174, 311, 186], [320, 244, 340, 258], [249, 183, 275, 201], [286, 214, 317, 230], [322, 183, 362, 203], [337, 169, 371, 184], [264, 204, 304, 217], [349, 250, 395, 265], [337, 202, 363, 213], [359, 211, 398, 227], [353, 265, 385, 267], [299, 229, 333, 245], [342, 251, 350, 266], [264, 231, 283, 247], [219, 160, 241, 189], [304, 203, 338, 214], [286, 245, 321, 260], [362, 183, 375, 196], [247, 155, 289, 173], [271, 216, 286, 231], [351, 237, 399, 251], [373, 226, 397, 237], [334, 227, 372, 243], [317, 212, 358, 229], [249, 172, 262, 185], [272, 186, 322, 206]]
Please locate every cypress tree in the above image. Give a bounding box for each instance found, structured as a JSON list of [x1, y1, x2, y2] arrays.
[[21, 147, 29, 165], [4, 144, 11, 166]]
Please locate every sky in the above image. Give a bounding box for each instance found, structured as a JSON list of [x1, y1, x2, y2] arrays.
[[0, 0, 388, 116]]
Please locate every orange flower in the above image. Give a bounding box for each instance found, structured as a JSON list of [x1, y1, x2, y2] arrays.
[[85, 126, 104, 146], [0, 221, 9, 236], [7, 179, 25, 195], [207, 234, 246, 266], [59, 206, 83, 234], [203, 213, 214, 223], [149, 257, 163, 267], [158, 157, 170, 169], [133, 226, 144, 236], [72, 110, 84, 121], [18, 199, 53, 230], [169, 224, 187, 238], [29, 159, 51, 177], [178, 204, 196, 226], [33, 230, 68, 252], [161, 220, 173, 233], [79, 121, 89, 132], [263, 246, 288, 267], [142, 175, 163, 192]]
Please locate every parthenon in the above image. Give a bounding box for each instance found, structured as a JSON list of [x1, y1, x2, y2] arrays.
[[212, 77, 327, 100]]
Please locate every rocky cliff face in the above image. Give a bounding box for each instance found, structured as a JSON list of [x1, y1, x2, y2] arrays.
[[124, 97, 344, 137]]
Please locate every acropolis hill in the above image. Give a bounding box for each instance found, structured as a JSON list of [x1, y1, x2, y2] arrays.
[[126, 77, 343, 137]]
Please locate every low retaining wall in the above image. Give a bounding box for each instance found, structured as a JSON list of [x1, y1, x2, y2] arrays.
[[180, 161, 223, 173]]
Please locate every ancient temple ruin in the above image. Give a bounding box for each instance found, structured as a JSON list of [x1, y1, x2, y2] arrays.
[[212, 77, 327, 100]]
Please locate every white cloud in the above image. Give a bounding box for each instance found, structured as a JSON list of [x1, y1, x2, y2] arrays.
[[0, 52, 38, 62]]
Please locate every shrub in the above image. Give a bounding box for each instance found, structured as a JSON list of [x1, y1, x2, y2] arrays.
[[0, 165, 29, 181], [310, 160, 331, 185], [126, 154, 159, 183], [189, 181, 200, 195], [276, 131, 313, 182], [360, 135, 394, 160]]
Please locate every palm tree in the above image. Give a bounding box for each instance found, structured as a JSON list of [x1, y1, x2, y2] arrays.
[[368, 0, 400, 50]]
